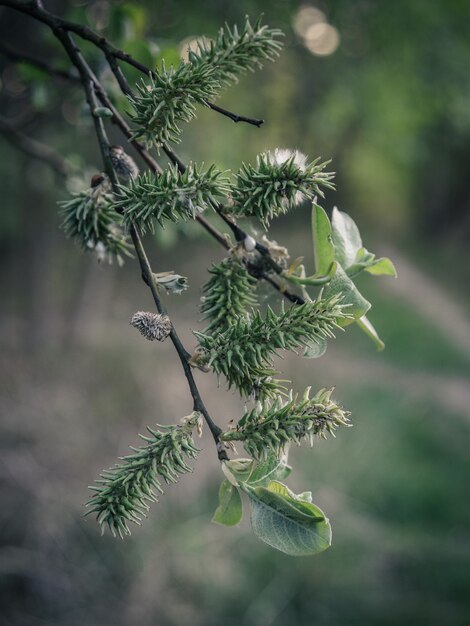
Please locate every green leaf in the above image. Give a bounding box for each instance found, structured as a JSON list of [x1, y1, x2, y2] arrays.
[[311, 202, 335, 276], [303, 335, 327, 358], [93, 107, 113, 118], [212, 480, 243, 527], [222, 452, 291, 488], [222, 458, 254, 486], [242, 481, 331, 556], [356, 315, 385, 351], [364, 257, 397, 277], [323, 264, 371, 325], [331, 207, 362, 269], [247, 451, 292, 487]]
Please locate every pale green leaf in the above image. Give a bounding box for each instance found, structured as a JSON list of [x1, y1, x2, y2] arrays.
[[364, 257, 397, 277], [242, 481, 332, 556], [212, 479, 243, 526], [323, 264, 371, 325], [312, 202, 335, 276], [247, 451, 291, 487], [222, 458, 254, 486], [356, 315, 385, 351], [331, 207, 362, 269], [223, 452, 292, 488]]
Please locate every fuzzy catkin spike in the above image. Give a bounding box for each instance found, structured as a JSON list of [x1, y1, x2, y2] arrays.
[[231, 149, 335, 227], [194, 295, 352, 399], [221, 387, 351, 460], [201, 256, 257, 334], [128, 62, 220, 147], [59, 174, 132, 265], [130, 311, 172, 342], [86, 414, 200, 537], [113, 163, 230, 234], [128, 17, 283, 147], [189, 16, 284, 87]]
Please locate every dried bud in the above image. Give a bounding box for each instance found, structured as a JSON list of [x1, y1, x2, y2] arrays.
[[90, 172, 112, 200], [260, 235, 290, 268], [189, 347, 210, 372], [130, 311, 171, 341], [153, 271, 188, 295], [110, 145, 140, 181]]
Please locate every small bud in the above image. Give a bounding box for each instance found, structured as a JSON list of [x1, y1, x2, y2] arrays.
[[243, 235, 257, 252], [93, 107, 113, 118], [189, 347, 210, 372], [90, 172, 112, 200], [110, 145, 140, 181], [130, 311, 171, 341], [260, 235, 290, 268], [180, 411, 203, 436], [154, 271, 188, 295]]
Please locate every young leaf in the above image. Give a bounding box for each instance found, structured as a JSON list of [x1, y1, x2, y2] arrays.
[[323, 264, 371, 325], [212, 480, 243, 527], [356, 315, 385, 351], [364, 257, 397, 277], [222, 458, 254, 486], [222, 452, 291, 488], [247, 451, 292, 487], [242, 481, 331, 556], [331, 207, 362, 268], [311, 202, 335, 276]]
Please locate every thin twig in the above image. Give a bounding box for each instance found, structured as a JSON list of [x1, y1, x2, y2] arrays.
[[205, 101, 264, 127], [46, 25, 228, 460], [159, 142, 302, 300], [0, 0, 260, 128], [0, 0, 304, 305]]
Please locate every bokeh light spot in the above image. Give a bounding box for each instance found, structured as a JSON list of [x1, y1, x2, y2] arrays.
[[293, 5, 326, 38], [305, 23, 340, 56]]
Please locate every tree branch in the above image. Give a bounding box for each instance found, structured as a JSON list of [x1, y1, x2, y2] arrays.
[[205, 101, 263, 127], [0, 0, 305, 307], [0, 0, 261, 127], [29, 20, 229, 459]]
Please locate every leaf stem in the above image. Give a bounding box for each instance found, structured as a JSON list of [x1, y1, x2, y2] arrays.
[[282, 273, 331, 287]]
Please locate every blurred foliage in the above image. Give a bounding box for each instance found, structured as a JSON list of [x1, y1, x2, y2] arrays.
[[1, 0, 470, 625]]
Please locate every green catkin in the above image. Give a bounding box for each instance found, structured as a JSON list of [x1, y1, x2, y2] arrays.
[[201, 256, 258, 334], [221, 387, 351, 460], [86, 416, 200, 537], [232, 149, 335, 227], [194, 295, 352, 398], [113, 163, 230, 233]]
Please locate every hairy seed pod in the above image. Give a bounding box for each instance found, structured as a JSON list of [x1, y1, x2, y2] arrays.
[[130, 311, 172, 341], [110, 145, 140, 181], [90, 172, 112, 198]]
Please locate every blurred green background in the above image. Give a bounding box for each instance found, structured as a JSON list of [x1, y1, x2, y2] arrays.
[[1, 1, 470, 624]]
